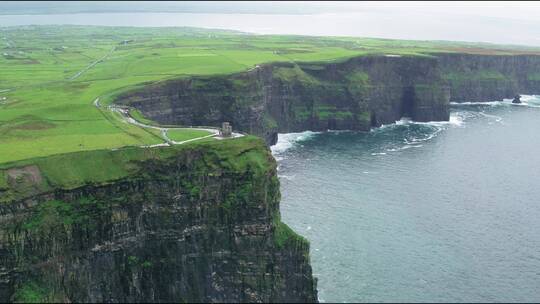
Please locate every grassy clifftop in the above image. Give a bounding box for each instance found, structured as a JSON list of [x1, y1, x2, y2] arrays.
[[0, 135, 270, 203], [2, 25, 540, 164], [0, 26, 360, 164]]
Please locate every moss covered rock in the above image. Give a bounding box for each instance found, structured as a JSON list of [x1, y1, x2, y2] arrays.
[[0, 137, 317, 303]]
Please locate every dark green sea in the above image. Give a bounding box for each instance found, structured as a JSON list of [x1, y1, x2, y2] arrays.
[[272, 95, 540, 302]]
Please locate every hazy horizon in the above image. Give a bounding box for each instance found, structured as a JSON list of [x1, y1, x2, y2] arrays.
[[1, 1, 540, 47]]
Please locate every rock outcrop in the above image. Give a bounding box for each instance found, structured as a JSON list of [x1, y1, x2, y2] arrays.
[[0, 137, 317, 303]]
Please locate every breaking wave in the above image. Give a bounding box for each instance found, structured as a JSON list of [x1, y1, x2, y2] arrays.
[[369, 112, 472, 154], [272, 112, 470, 157], [271, 131, 320, 156], [271, 96, 540, 157]]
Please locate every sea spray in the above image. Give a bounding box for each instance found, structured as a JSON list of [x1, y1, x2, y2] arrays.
[[271, 131, 321, 155], [272, 112, 471, 159]]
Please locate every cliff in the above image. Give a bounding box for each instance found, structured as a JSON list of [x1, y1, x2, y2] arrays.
[[116, 55, 451, 145], [115, 53, 540, 145], [0, 137, 317, 303], [437, 53, 540, 102]]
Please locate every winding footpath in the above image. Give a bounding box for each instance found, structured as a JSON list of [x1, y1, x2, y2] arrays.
[[94, 98, 243, 148]]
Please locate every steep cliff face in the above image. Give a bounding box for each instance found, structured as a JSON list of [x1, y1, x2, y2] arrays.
[[115, 53, 540, 146], [437, 53, 540, 102], [0, 137, 317, 303], [116, 55, 451, 145]]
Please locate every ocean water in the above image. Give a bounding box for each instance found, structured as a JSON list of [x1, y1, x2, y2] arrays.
[[272, 96, 540, 303], [1, 11, 539, 47]]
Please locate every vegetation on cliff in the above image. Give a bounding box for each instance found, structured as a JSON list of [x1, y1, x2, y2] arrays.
[[1, 24, 540, 303], [1, 135, 317, 302], [0, 136, 269, 201], [115, 54, 454, 146]]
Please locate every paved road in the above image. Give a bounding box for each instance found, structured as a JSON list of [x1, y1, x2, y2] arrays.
[[69, 46, 116, 81], [94, 98, 242, 147]]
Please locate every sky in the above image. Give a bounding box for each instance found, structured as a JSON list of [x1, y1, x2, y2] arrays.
[[1, 1, 540, 46]]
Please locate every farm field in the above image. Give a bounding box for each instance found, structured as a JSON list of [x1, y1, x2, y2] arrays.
[[1, 25, 540, 165]]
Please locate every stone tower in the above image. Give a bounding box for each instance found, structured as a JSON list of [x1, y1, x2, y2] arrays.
[[220, 122, 232, 137]]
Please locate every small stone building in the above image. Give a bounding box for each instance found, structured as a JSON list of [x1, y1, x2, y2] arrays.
[[220, 122, 232, 137]]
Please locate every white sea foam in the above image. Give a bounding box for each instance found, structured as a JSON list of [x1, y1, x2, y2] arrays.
[[412, 114, 465, 127], [327, 129, 353, 134], [515, 94, 539, 103], [371, 112, 468, 151], [278, 174, 295, 181], [271, 131, 320, 155], [479, 112, 503, 122], [516, 95, 540, 108], [452, 95, 540, 108], [271, 95, 538, 158], [376, 113, 464, 132], [371, 152, 387, 156], [450, 101, 505, 106], [401, 113, 464, 127], [449, 113, 465, 126], [406, 131, 439, 143], [386, 144, 423, 152], [395, 117, 412, 125]]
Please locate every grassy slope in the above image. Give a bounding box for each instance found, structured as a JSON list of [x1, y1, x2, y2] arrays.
[[0, 135, 269, 200], [1, 25, 540, 165]]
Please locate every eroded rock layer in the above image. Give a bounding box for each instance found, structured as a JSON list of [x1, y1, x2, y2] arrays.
[[0, 138, 317, 303], [116, 55, 451, 145], [117, 54, 540, 145], [437, 53, 540, 102]]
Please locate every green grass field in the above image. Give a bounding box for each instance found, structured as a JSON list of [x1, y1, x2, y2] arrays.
[[166, 129, 213, 142], [1, 25, 539, 165]]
